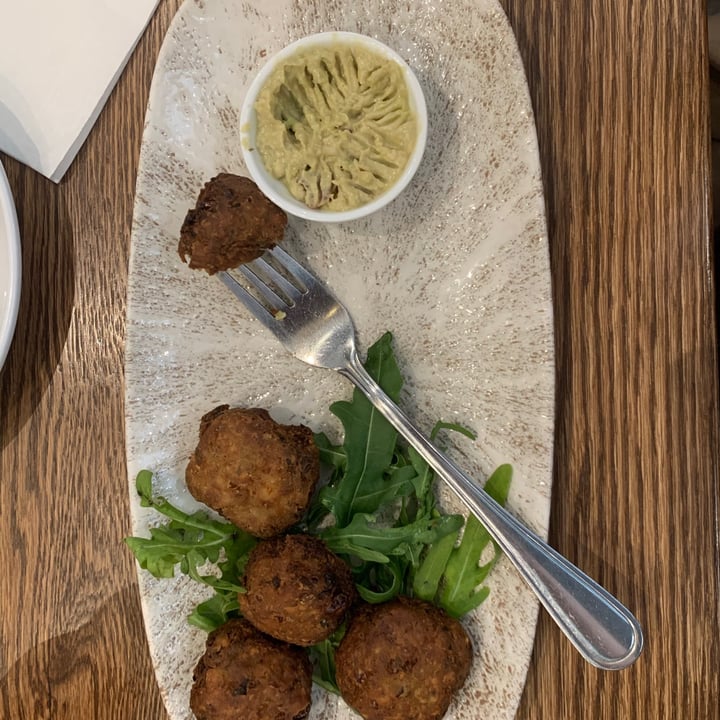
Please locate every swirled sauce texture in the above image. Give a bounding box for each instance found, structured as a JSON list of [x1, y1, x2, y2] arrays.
[[254, 43, 417, 211]]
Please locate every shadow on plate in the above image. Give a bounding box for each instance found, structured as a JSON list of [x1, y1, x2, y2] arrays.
[[0, 158, 75, 450]]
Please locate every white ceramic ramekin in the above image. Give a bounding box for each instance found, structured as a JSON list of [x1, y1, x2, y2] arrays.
[[240, 31, 428, 223]]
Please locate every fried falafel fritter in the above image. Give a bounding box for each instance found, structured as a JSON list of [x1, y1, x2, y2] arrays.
[[239, 533, 356, 646], [178, 173, 286, 274], [185, 406, 319, 538], [190, 618, 312, 720], [335, 596, 473, 720]]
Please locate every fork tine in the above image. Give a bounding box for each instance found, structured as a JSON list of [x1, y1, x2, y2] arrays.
[[268, 246, 319, 289], [237, 264, 289, 311], [217, 271, 280, 332], [247, 256, 305, 304]]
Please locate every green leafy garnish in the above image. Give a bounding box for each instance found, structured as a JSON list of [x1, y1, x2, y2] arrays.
[[188, 591, 241, 632], [124, 470, 256, 617], [306, 332, 512, 611], [412, 531, 457, 602], [308, 624, 346, 694], [418, 464, 513, 617], [314, 333, 404, 525], [321, 511, 463, 564]]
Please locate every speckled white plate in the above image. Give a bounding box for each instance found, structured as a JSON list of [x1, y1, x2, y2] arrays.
[[125, 1, 555, 719]]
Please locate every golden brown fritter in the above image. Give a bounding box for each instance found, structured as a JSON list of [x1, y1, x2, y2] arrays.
[[335, 596, 473, 720], [178, 173, 286, 274], [190, 618, 312, 720], [239, 533, 356, 646], [185, 405, 319, 538]]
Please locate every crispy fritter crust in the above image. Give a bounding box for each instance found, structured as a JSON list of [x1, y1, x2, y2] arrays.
[[190, 618, 312, 720], [178, 173, 286, 274], [238, 533, 356, 646], [185, 406, 319, 538], [335, 596, 473, 720]]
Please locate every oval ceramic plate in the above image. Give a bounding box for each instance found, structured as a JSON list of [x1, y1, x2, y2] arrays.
[[125, 1, 555, 719], [0, 158, 21, 371]]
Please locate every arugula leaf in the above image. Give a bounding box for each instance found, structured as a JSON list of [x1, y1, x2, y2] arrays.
[[354, 558, 405, 603], [308, 625, 346, 695], [307, 332, 510, 611], [406, 421, 478, 520], [435, 464, 513, 617], [412, 529, 458, 602], [320, 511, 463, 565], [349, 464, 417, 512], [317, 332, 403, 525], [314, 432, 346, 471], [188, 590, 241, 632], [125, 470, 255, 605]]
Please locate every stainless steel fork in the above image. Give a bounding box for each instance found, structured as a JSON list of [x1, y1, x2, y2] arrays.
[[218, 245, 644, 670]]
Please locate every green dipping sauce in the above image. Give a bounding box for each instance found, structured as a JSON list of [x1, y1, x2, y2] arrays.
[[254, 42, 417, 212]]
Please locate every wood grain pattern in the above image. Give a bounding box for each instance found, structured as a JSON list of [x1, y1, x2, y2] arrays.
[[0, 1, 717, 719], [504, 1, 720, 719]]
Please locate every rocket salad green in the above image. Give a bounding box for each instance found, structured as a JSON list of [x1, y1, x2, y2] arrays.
[[307, 333, 511, 613]]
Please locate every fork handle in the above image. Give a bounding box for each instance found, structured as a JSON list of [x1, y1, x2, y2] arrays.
[[340, 350, 643, 671]]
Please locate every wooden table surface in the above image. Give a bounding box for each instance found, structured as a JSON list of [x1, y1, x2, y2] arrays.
[[1, 0, 718, 718]]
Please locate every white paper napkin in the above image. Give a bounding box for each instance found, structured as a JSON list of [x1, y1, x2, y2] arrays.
[[0, 0, 160, 182]]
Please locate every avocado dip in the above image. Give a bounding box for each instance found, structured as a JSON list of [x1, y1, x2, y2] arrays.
[[253, 42, 417, 211]]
